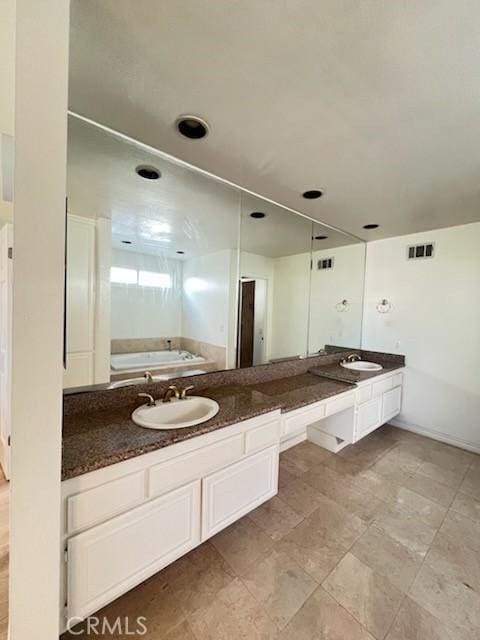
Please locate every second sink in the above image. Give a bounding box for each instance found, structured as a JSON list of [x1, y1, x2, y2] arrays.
[[341, 361, 383, 371], [132, 396, 219, 430]]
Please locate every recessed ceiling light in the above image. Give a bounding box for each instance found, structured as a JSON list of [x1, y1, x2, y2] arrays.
[[135, 165, 161, 180], [176, 115, 209, 139], [121, 240, 132, 245], [176, 250, 185, 255], [250, 212, 266, 219], [363, 223, 379, 229], [302, 190, 324, 199], [314, 235, 328, 240]]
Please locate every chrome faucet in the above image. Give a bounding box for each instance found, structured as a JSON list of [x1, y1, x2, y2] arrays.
[[138, 393, 155, 407], [143, 371, 153, 383], [162, 385, 180, 403]]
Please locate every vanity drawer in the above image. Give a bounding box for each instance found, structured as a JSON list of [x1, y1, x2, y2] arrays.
[[67, 471, 146, 534], [283, 403, 326, 436], [355, 384, 372, 405], [392, 372, 403, 388], [325, 392, 355, 416], [372, 377, 393, 397], [245, 419, 280, 454], [148, 433, 244, 498]]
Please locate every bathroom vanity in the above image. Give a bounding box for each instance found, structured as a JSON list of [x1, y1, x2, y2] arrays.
[[60, 356, 404, 629]]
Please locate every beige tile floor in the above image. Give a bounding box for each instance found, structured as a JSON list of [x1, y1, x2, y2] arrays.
[[7, 425, 478, 639]]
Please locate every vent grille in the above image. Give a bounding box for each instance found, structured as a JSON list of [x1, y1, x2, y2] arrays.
[[407, 243, 434, 260], [317, 257, 334, 270]]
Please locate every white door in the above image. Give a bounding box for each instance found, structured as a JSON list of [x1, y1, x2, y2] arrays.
[[0, 224, 12, 479]]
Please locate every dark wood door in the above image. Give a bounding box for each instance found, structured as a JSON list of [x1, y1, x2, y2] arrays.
[[238, 280, 255, 368]]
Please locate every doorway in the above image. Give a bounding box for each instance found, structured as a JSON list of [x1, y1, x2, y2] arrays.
[[237, 278, 267, 368]]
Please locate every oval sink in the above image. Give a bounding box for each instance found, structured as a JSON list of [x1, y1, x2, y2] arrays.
[[132, 396, 219, 430], [341, 361, 383, 371]]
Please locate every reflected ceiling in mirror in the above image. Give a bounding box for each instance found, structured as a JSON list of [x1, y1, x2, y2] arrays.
[[65, 116, 241, 391]]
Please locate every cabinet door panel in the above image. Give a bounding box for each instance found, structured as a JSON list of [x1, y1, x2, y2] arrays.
[[202, 446, 278, 540], [382, 386, 402, 422], [67, 480, 200, 621], [355, 397, 382, 440]]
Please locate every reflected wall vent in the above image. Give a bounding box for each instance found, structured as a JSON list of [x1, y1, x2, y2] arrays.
[[407, 243, 434, 260], [317, 257, 334, 270]]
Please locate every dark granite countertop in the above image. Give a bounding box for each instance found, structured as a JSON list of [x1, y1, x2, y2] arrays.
[[309, 361, 404, 385], [247, 373, 354, 412], [62, 375, 354, 480], [62, 384, 282, 480]]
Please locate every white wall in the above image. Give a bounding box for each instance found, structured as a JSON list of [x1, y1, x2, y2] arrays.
[[10, 1, 69, 637], [271, 252, 311, 359], [0, 0, 14, 226], [182, 249, 232, 347], [362, 222, 480, 450], [309, 244, 365, 352], [111, 249, 183, 339]]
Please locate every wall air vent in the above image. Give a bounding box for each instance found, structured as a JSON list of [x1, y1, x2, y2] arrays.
[[317, 257, 334, 270], [407, 243, 434, 260]]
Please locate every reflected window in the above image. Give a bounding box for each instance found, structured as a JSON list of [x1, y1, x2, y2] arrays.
[[110, 266, 138, 285], [138, 270, 172, 288]]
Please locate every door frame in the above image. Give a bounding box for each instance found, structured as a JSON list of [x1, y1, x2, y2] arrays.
[[0, 223, 12, 479]]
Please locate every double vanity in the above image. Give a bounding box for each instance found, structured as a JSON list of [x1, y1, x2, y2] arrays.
[[60, 348, 405, 629]]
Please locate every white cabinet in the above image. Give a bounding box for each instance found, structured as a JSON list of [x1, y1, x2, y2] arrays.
[[202, 445, 278, 539], [356, 396, 382, 439], [382, 385, 402, 423], [354, 369, 404, 443], [67, 480, 201, 621], [64, 215, 95, 388], [61, 411, 282, 628]]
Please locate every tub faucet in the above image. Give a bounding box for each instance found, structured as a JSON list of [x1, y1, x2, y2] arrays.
[[144, 371, 153, 383], [162, 385, 180, 403], [166, 339, 172, 351]]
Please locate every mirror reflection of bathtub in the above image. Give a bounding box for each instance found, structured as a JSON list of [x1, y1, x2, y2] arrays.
[[110, 349, 214, 382]]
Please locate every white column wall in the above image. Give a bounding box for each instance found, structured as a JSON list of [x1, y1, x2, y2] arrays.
[[9, 1, 69, 638]]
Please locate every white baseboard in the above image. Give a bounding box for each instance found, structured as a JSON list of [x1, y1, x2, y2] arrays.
[[389, 418, 480, 454]]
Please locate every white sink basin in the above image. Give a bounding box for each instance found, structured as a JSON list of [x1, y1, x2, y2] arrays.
[[341, 361, 383, 371], [132, 396, 219, 430]]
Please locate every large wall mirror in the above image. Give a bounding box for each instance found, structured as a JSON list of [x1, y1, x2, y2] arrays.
[[64, 115, 365, 391]]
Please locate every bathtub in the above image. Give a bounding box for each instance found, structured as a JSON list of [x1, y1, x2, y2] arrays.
[[111, 349, 205, 371]]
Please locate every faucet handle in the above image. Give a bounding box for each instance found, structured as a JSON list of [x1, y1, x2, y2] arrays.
[[180, 385, 195, 400], [138, 393, 155, 407]]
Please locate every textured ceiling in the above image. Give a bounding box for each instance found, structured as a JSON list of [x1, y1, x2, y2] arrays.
[[69, 1, 480, 240]]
